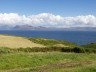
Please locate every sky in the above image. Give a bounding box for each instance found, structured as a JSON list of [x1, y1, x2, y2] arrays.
[[0, 0, 96, 28]]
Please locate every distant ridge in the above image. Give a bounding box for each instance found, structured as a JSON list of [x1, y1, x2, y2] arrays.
[[13, 25, 49, 30], [0, 24, 96, 31]]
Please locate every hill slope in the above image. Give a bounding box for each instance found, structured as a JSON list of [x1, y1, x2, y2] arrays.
[[29, 38, 78, 47], [82, 43, 96, 49], [0, 35, 45, 48]]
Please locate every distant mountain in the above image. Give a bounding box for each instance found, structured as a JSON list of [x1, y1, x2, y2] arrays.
[[62, 27, 96, 31], [13, 25, 35, 30], [12, 25, 96, 31], [0, 24, 96, 31], [13, 25, 49, 30], [0, 25, 12, 30]]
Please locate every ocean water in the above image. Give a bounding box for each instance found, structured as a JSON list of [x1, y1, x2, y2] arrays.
[[0, 30, 96, 45]]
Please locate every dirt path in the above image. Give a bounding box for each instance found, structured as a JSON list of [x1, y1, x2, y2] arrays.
[[32, 61, 93, 72], [1, 61, 94, 72]]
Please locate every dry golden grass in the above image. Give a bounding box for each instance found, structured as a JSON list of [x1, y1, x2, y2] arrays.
[[53, 44, 69, 47], [0, 35, 45, 48]]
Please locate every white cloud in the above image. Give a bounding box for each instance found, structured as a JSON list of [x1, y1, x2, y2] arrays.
[[0, 13, 96, 27]]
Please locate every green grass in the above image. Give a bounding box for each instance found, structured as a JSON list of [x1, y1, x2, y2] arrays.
[[29, 38, 78, 47], [0, 46, 86, 54], [82, 42, 96, 49], [52, 64, 96, 72], [0, 52, 96, 72], [29, 38, 96, 53], [82, 43, 96, 53]]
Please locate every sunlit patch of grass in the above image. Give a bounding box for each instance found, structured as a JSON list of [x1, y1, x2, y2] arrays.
[[0, 35, 45, 48]]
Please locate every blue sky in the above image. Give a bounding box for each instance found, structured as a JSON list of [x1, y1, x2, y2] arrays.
[[0, 0, 96, 28], [0, 0, 96, 16]]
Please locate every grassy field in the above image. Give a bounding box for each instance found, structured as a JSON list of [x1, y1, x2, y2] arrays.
[[0, 35, 44, 48], [0, 52, 96, 72], [0, 35, 96, 72]]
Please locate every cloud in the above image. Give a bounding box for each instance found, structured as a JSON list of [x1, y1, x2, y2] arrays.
[[0, 13, 96, 27]]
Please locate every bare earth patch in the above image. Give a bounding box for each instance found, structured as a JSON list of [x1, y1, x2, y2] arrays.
[[0, 35, 45, 48], [1, 61, 94, 72]]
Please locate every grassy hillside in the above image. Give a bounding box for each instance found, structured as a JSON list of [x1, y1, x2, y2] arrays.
[[0, 35, 96, 72], [82, 43, 96, 53], [0, 35, 95, 53], [29, 38, 77, 47], [82, 43, 96, 49], [0, 35, 44, 48]]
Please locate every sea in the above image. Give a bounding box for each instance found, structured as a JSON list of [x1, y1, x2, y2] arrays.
[[0, 30, 96, 45]]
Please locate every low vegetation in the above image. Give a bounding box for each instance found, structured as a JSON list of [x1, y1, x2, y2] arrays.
[[0, 35, 96, 72], [29, 38, 77, 47], [0, 52, 96, 72], [82, 43, 96, 53], [82, 42, 96, 49]]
